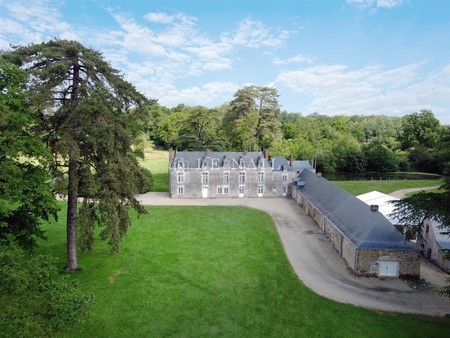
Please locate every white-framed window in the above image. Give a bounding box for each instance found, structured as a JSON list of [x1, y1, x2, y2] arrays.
[[177, 186, 184, 195], [257, 185, 264, 196], [177, 171, 184, 184], [223, 185, 229, 194], [217, 186, 223, 194], [258, 171, 265, 183], [282, 174, 288, 182], [202, 171, 209, 184], [223, 171, 229, 183], [238, 185, 245, 195], [239, 171, 246, 183]]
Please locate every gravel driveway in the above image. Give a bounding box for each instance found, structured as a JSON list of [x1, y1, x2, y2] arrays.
[[138, 192, 450, 317]]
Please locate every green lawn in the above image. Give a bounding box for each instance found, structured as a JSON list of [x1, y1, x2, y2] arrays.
[[140, 148, 169, 192], [334, 179, 443, 196], [38, 204, 449, 337]]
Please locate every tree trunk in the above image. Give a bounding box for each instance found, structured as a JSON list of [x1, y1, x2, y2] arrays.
[[65, 154, 79, 271], [65, 59, 80, 271]]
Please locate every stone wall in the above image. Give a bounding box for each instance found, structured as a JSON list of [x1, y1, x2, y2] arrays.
[[355, 249, 420, 278], [170, 168, 295, 198]]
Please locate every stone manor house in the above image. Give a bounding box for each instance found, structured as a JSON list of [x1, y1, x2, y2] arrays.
[[168, 149, 421, 278], [168, 149, 311, 198]]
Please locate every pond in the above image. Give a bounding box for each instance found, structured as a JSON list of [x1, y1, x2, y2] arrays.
[[322, 172, 442, 181]]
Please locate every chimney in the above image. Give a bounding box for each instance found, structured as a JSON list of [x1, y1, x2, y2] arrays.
[[206, 149, 212, 157], [316, 172, 322, 177], [289, 155, 294, 167], [370, 205, 379, 212], [243, 149, 248, 157], [264, 149, 269, 162], [169, 147, 173, 162]]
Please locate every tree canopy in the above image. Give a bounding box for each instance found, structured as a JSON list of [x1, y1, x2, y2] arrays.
[[2, 40, 151, 270], [0, 60, 58, 249]]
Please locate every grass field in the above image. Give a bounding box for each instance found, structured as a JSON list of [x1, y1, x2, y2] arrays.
[[140, 148, 169, 192], [334, 179, 443, 196], [37, 204, 449, 338]]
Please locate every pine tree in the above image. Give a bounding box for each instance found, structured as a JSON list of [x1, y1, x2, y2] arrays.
[[2, 40, 150, 270]]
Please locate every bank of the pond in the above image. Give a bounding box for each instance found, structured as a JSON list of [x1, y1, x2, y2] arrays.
[[323, 171, 442, 181]]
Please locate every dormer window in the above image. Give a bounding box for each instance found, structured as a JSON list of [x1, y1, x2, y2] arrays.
[[239, 158, 245, 167]]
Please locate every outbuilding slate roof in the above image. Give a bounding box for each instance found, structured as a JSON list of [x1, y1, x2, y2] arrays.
[[430, 220, 450, 251], [356, 191, 400, 225], [297, 169, 419, 251]]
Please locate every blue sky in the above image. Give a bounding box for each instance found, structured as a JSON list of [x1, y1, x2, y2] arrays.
[[1, 0, 449, 124]]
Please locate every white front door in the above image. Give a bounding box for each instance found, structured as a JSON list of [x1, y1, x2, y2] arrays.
[[378, 260, 398, 277], [202, 186, 208, 198]]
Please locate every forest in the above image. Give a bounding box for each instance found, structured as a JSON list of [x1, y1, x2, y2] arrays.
[[147, 85, 449, 176]]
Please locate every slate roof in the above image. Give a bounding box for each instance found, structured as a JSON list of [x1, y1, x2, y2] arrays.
[[430, 220, 450, 251], [170, 151, 298, 171], [356, 191, 400, 225], [271, 156, 295, 171], [297, 169, 418, 251], [292, 160, 314, 172]]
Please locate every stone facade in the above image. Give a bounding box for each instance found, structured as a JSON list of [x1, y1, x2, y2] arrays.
[[169, 150, 303, 199], [355, 249, 420, 278]]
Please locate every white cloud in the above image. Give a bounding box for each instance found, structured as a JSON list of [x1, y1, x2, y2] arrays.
[[158, 82, 240, 107], [0, 0, 76, 46], [347, 0, 405, 10], [144, 12, 176, 24], [275, 62, 450, 123], [223, 17, 289, 48], [273, 54, 314, 65]]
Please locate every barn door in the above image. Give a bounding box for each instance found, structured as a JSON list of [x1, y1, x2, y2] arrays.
[[378, 260, 398, 277]]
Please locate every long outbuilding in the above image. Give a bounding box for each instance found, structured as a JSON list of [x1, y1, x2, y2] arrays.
[[291, 169, 420, 278]]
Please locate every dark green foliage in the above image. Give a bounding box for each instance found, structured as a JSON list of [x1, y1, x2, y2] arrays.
[[224, 86, 282, 151], [0, 60, 58, 249], [363, 141, 399, 172], [0, 244, 92, 337], [316, 150, 337, 173], [407, 145, 440, 173], [137, 167, 154, 194], [2, 40, 150, 268], [339, 149, 367, 173], [399, 109, 442, 150], [177, 106, 227, 150]]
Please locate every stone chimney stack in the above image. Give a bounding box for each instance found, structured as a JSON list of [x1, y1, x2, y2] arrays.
[[169, 147, 173, 162], [264, 149, 269, 162], [243, 149, 248, 157], [370, 205, 379, 212], [289, 155, 294, 167]]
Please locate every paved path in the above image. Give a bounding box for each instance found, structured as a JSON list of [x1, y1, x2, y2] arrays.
[[389, 185, 441, 199], [138, 192, 450, 317]]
